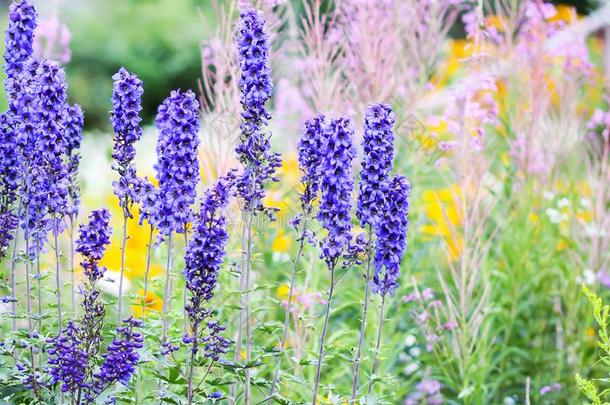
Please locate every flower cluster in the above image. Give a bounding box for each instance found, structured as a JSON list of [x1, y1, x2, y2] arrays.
[[297, 116, 324, 209], [357, 103, 396, 227], [64, 104, 84, 219], [372, 174, 410, 296], [110, 68, 144, 213], [235, 8, 281, 214], [3, 0, 36, 86], [202, 320, 231, 361], [0, 113, 19, 258], [404, 379, 443, 405], [183, 173, 234, 360], [153, 89, 201, 235], [23, 60, 71, 254], [317, 117, 356, 267], [96, 317, 144, 387], [136, 176, 159, 226], [47, 321, 88, 394], [76, 209, 112, 282]]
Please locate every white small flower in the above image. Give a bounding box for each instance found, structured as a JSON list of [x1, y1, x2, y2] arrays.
[[404, 362, 419, 375], [409, 347, 421, 357], [557, 198, 570, 208], [543, 191, 555, 200], [580, 198, 591, 208], [583, 269, 596, 285], [545, 208, 562, 224], [503, 397, 516, 405], [404, 334, 417, 347]]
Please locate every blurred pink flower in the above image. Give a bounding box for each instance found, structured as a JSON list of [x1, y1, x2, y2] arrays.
[[33, 16, 71, 64]]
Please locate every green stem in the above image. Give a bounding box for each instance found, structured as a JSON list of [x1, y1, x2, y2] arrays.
[[312, 262, 336, 405]]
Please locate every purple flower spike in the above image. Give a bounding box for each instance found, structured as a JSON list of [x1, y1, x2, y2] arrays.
[[183, 173, 235, 361], [47, 321, 88, 394], [110, 67, 144, 214], [0, 113, 20, 258], [235, 9, 281, 215], [317, 117, 356, 267], [96, 317, 144, 385], [298, 116, 325, 208], [64, 104, 84, 219], [357, 103, 396, 227], [372, 174, 410, 296], [153, 89, 201, 235], [3, 0, 37, 88], [76, 209, 112, 283]]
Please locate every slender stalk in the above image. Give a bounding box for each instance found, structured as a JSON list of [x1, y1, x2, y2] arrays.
[[69, 216, 76, 316], [9, 198, 22, 331], [268, 225, 307, 400], [53, 221, 63, 330], [312, 262, 337, 405], [161, 232, 174, 342], [117, 212, 128, 325], [367, 295, 386, 395], [183, 230, 189, 335], [35, 256, 43, 366], [187, 324, 199, 405], [230, 217, 248, 405], [141, 224, 154, 322], [351, 229, 374, 402], [23, 209, 35, 369], [244, 212, 253, 405]]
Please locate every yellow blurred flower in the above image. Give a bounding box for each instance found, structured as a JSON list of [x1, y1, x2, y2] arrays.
[[272, 229, 292, 253], [549, 5, 578, 23], [555, 239, 569, 252], [421, 185, 464, 260], [132, 289, 163, 318], [277, 284, 297, 303], [528, 212, 539, 224], [278, 153, 300, 187]]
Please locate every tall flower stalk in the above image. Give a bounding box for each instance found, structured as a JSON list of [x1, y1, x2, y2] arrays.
[[268, 116, 323, 400], [3, 0, 37, 330], [368, 174, 410, 394], [232, 8, 281, 404], [137, 177, 159, 322], [153, 89, 201, 343], [24, 59, 71, 330], [312, 117, 356, 405], [64, 104, 84, 316], [110, 67, 144, 325], [183, 174, 234, 404], [351, 103, 396, 400]]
